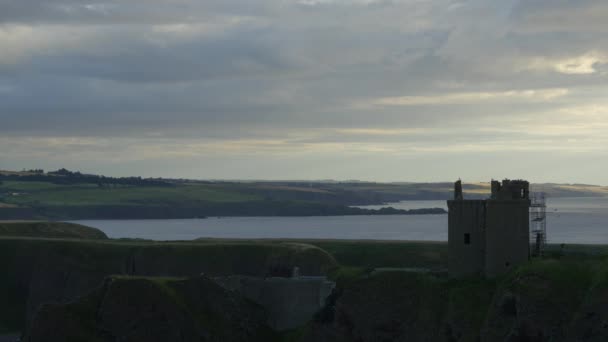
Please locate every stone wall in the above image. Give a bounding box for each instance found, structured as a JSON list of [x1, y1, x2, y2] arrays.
[[485, 200, 530, 277], [447, 200, 486, 277]]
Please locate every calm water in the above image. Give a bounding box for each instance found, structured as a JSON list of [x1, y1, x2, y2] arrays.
[[76, 197, 608, 244]]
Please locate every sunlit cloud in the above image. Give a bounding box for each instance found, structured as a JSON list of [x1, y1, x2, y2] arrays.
[[525, 52, 608, 75], [0, 24, 94, 65], [333, 128, 426, 135], [367, 88, 569, 107]]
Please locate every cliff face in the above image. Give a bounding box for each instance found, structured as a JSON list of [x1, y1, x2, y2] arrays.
[[302, 257, 608, 342], [22, 256, 608, 342], [24, 276, 276, 342], [0, 238, 337, 334], [214, 275, 336, 331], [7, 234, 608, 342], [480, 259, 608, 342]]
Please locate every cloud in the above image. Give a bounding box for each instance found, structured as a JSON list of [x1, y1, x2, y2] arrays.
[[1, 0, 608, 182], [511, 0, 608, 34], [0, 24, 89, 65], [367, 88, 569, 106], [524, 52, 608, 75]]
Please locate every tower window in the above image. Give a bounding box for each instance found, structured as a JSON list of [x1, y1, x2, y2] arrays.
[[464, 233, 471, 245]]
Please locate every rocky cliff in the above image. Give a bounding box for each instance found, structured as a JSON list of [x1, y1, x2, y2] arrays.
[[301, 256, 608, 342], [24, 276, 277, 342], [0, 238, 337, 334]]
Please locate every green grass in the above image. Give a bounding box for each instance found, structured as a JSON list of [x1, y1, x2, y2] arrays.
[[0, 221, 108, 239], [505, 257, 599, 311], [308, 240, 447, 270], [545, 243, 608, 257], [446, 276, 497, 340], [0, 181, 261, 207], [0, 181, 92, 191]]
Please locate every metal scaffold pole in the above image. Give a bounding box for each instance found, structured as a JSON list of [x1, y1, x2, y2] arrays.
[[530, 192, 547, 257]]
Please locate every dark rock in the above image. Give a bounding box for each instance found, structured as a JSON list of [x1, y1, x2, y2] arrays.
[[24, 276, 277, 342]]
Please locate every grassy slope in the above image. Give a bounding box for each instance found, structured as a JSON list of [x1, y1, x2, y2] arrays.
[[3, 178, 608, 210], [0, 180, 451, 219], [308, 240, 447, 270], [0, 181, 259, 207], [0, 221, 108, 239]]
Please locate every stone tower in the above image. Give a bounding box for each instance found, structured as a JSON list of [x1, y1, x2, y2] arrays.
[[448, 179, 530, 277]]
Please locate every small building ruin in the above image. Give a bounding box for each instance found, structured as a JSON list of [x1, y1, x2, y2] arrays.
[[448, 179, 531, 277]]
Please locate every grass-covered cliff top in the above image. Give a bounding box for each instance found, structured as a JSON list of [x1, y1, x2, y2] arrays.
[[0, 234, 338, 333], [17, 241, 608, 341], [0, 221, 108, 239], [2, 222, 608, 339]]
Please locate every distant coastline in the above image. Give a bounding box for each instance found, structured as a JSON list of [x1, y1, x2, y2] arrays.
[[0, 203, 446, 220], [3, 168, 606, 220]]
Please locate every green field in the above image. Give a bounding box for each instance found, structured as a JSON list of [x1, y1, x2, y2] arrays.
[[307, 240, 447, 270], [0, 181, 260, 207], [2, 169, 607, 220], [3, 172, 608, 210], [0, 177, 450, 219]]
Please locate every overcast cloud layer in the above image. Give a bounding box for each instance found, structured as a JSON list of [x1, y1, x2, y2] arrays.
[[1, 0, 608, 183]]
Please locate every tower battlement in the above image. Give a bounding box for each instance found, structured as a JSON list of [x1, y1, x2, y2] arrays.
[[491, 179, 530, 200]]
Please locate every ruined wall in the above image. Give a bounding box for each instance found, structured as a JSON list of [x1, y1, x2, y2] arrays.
[[490, 179, 529, 200], [485, 200, 530, 277], [448, 200, 486, 278]]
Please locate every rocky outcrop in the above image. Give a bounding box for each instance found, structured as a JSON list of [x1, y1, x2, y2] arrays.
[[10, 238, 608, 342], [302, 258, 608, 342], [480, 260, 600, 342], [0, 238, 337, 334], [214, 275, 335, 331], [24, 276, 276, 342], [303, 272, 452, 342]]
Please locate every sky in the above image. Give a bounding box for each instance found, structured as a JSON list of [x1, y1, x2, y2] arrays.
[[1, 0, 608, 184]]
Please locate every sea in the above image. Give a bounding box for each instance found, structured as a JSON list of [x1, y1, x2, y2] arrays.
[[76, 197, 608, 244]]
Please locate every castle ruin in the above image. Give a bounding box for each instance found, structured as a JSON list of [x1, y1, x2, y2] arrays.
[[448, 179, 531, 277]]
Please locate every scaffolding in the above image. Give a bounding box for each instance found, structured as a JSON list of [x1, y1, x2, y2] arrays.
[[530, 192, 547, 256]]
